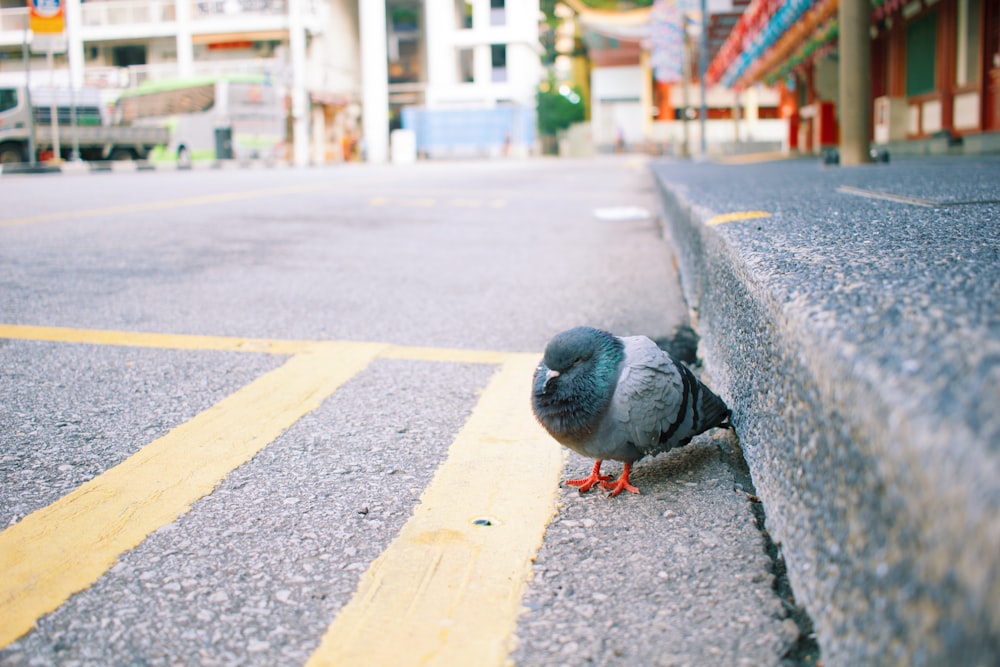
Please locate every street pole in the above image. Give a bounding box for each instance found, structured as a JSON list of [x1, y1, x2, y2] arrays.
[[21, 18, 37, 166], [838, 0, 872, 164], [47, 47, 61, 162], [698, 0, 708, 156], [680, 29, 689, 157]]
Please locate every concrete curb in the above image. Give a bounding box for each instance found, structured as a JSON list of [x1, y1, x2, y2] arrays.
[[651, 157, 1000, 666]]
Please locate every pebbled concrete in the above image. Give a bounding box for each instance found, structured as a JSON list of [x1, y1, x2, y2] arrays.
[[650, 155, 1000, 666]]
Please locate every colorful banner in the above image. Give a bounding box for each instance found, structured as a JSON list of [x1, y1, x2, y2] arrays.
[[29, 0, 64, 34], [651, 0, 684, 83]]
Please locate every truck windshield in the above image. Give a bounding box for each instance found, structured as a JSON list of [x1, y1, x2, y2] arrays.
[[0, 88, 18, 113]]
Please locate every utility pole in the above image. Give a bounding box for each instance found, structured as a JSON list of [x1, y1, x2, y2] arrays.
[[21, 18, 37, 166], [838, 0, 872, 164], [681, 27, 690, 157], [698, 0, 708, 156]]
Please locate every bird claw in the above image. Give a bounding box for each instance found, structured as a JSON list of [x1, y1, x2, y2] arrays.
[[563, 461, 610, 493], [563, 473, 611, 494], [599, 462, 639, 497], [600, 477, 640, 497]]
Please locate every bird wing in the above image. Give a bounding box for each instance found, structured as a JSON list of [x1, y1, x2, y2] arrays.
[[612, 336, 685, 454]]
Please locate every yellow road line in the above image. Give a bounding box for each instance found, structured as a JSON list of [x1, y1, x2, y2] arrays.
[[705, 210, 772, 227], [0, 324, 513, 364], [0, 341, 383, 648], [381, 343, 510, 366], [307, 353, 565, 667], [0, 323, 315, 355], [715, 151, 795, 165], [0, 183, 336, 229]]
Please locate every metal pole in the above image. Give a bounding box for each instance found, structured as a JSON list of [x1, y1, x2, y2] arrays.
[[21, 17, 37, 166], [838, 0, 872, 164], [698, 0, 708, 156], [733, 89, 741, 148], [680, 28, 689, 158], [47, 46, 61, 161], [67, 5, 80, 162], [69, 82, 80, 162]]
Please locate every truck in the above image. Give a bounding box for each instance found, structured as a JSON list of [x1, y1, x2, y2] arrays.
[[0, 86, 170, 164]]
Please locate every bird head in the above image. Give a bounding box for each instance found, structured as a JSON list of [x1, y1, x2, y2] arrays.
[[533, 327, 621, 398]]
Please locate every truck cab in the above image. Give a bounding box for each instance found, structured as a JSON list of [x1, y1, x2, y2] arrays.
[[0, 87, 31, 163], [0, 86, 169, 164]]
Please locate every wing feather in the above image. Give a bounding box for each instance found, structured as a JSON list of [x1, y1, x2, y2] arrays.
[[612, 337, 685, 455]]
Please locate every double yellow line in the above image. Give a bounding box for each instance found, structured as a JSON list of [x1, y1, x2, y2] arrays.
[[0, 324, 564, 665]]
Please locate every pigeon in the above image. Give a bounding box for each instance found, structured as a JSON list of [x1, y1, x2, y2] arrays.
[[531, 326, 730, 496]]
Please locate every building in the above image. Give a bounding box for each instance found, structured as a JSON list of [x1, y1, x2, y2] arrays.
[[393, 0, 542, 159], [553, 0, 784, 155], [0, 0, 543, 164], [706, 0, 1000, 155]]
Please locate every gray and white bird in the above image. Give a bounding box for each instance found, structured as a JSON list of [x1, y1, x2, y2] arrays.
[[531, 326, 730, 496]]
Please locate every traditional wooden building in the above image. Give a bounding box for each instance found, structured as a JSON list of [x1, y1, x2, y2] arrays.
[[707, 0, 999, 153]]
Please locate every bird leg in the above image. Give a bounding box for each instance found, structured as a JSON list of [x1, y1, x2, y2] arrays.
[[600, 462, 640, 497], [564, 460, 610, 493]]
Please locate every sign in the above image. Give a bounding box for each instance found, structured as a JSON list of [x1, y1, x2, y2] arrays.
[[29, 0, 64, 34]]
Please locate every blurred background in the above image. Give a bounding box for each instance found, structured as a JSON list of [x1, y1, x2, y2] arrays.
[[0, 0, 995, 166]]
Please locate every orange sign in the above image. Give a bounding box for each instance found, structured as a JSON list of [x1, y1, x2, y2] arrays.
[[29, 0, 64, 34]]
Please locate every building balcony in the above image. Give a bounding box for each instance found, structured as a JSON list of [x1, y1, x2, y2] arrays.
[[0, 7, 29, 44], [0, 0, 326, 47], [84, 56, 286, 88]]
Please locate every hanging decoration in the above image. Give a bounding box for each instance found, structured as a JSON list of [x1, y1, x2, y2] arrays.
[[706, 0, 905, 90], [650, 0, 685, 83]]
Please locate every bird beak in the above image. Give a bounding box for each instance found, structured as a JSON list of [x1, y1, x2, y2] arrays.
[[543, 368, 560, 393]]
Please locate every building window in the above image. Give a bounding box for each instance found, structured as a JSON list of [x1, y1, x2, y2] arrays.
[[390, 39, 422, 84], [458, 47, 475, 83], [905, 11, 937, 96], [491, 44, 507, 83], [955, 0, 981, 87], [390, 7, 418, 33], [112, 45, 147, 68], [490, 0, 505, 26], [456, 0, 472, 29]]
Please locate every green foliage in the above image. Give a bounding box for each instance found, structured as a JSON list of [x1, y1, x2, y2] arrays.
[[536, 79, 586, 137], [540, 0, 653, 25]]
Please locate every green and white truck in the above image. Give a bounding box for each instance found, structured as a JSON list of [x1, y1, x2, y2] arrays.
[[0, 86, 170, 164]]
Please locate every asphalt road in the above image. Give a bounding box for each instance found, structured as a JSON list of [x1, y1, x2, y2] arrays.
[[1, 157, 799, 666]]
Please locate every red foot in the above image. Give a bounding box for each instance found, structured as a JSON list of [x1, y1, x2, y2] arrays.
[[600, 462, 640, 497], [564, 460, 610, 493]]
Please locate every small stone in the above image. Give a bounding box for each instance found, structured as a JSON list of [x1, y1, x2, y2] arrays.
[[246, 639, 270, 653]]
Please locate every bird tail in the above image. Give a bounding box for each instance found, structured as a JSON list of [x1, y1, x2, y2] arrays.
[[696, 383, 730, 432]]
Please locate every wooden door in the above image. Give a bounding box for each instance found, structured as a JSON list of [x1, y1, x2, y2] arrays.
[[985, 0, 1000, 130]]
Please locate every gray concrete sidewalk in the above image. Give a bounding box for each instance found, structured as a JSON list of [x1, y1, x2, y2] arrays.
[[650, 155, 1000, 667]]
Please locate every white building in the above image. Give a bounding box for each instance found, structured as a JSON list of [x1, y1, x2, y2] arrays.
[[0, 0, 542, 164], [387, 0, 542, 160]]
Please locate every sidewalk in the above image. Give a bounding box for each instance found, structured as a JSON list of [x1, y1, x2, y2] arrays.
[[650, 154, 1000, 666]]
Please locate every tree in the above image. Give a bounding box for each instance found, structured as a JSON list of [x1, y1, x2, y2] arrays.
[[536, 78, 585, 137]]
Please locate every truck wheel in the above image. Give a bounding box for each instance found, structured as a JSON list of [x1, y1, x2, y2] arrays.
[[0, 144, 25, 164], [109, 147, 136, 161]]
